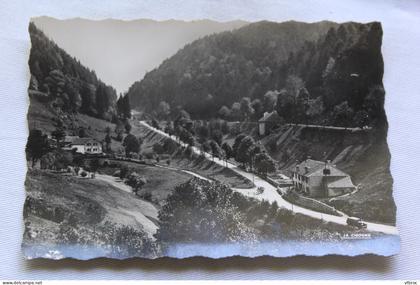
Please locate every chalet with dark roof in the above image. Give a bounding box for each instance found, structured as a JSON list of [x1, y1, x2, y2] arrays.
[[291, 159, 356, 197]]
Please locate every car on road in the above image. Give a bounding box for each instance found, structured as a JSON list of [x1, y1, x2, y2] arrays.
[[256, 186, 265, 194], [346, 217, 367, 229]]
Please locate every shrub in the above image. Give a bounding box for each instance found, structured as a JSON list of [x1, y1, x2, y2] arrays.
[[130, 152, 140, 160], [152, 143, 165, 154], [229, 123, 241, 136], [123, 134, 140, 157], [40, 150, 74, 171], [80, 171, 87, 178], [162, 138, 178, 153], [221, 120, 230, 134], [57, 223, 79, 244], [151, 119, 160, 130], [184, 146, 193, 156], [109, 225, 159, 258], [210, 129, 223, 145], [156, 178, 257, 244], [144, 151, 155, 160], [126, 172, 147, 195], [89, 158, 100, 173], [139, 191, 153, 202], [254, 152, 276, 177], [56, 221, 160, 258], [116, 132, 123, 142], [119, 165, 129, 179]]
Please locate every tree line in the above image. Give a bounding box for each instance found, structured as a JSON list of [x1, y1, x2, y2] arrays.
[[127, 21, 386, 130], [28, 23, 122, 121], [150, 109, 277, 177]]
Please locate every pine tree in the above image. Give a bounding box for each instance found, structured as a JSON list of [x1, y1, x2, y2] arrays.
[[26, 129, 50, 167]]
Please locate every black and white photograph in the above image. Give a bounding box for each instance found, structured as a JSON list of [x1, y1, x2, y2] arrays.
[[23, 17, 399, 259]]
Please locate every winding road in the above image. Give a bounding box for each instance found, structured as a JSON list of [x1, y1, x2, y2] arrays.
[[138, 120, 398, 235]]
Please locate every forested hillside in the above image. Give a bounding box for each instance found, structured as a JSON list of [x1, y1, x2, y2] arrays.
[[127, 21, 386, 130], [28, 23, 118, 121]]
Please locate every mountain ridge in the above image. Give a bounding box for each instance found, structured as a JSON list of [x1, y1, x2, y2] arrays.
[[28, 22, 118, 121], [126, 20, 384, 129]]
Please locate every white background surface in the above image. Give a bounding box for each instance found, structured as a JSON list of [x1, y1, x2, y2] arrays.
[[1, 0, 419, 279]]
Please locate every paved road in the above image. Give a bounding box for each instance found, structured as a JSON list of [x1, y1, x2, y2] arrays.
[[139, 120, 398, 235]]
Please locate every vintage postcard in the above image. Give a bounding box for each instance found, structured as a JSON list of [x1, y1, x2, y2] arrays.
[[23, 17, 399, 259]]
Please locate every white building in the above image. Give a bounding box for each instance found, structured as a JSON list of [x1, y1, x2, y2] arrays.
[[258, 111, 281, 136], [63, 136, 103, 154]]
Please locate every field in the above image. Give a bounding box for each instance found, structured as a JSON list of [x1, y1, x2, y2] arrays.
[[24, 169, 159, 247], [97, 160, 193, 204]]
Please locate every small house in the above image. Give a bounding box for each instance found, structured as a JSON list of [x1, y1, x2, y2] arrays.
[[258, 111, 281, 136], [291, 159, 356, 197]]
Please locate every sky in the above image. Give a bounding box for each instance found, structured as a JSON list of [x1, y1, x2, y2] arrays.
[[32, 17, 248, 94]]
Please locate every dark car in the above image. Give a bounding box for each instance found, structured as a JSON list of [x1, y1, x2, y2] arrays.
[[346, 217, 368, 229]]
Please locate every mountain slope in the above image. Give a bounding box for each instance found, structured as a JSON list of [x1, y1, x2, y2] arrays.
[[127, 20, 335, 115], [28, 22, 118, 122], [127, 20, 385, 129]]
